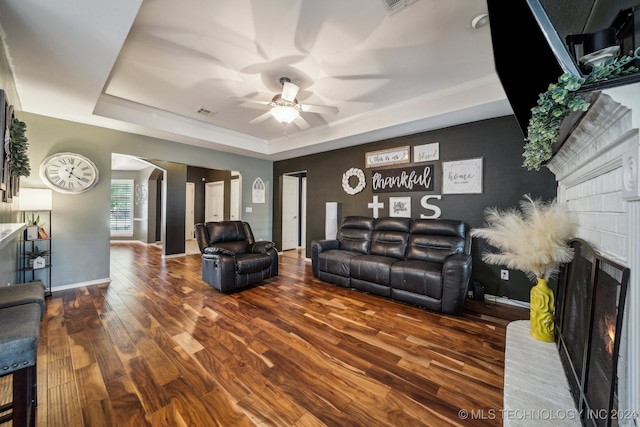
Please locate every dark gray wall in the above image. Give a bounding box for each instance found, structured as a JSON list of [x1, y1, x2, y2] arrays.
[[151, 161, 187, 256], [187, 167, 232, 224], [273, 115, 558, 302]]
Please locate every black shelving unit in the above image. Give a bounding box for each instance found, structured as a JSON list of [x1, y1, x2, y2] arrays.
[[19, 210, 52, 296]]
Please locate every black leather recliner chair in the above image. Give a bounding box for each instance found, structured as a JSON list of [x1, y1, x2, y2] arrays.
[[194, 221, 278, 292]]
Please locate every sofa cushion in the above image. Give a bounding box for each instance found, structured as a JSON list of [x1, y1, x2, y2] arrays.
[[390, 260, 443, 300], [370, 217, 411, 258], [406, 219, 466, 263], [318, 250, 362, 277], [350, 255, 397, 286], [235, 253, 273, 274], [337, 216, 374, 254]]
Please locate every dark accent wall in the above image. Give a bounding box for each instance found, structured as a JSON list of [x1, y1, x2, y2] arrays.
[[186, 167, 232, 224], [273, 116, 558, 302], [151, 161, 187, 256]]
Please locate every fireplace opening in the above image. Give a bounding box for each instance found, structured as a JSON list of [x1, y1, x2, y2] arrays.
[[556, 239, 630, 427]]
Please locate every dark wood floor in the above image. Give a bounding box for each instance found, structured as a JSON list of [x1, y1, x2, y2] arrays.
[[2, 243, 528, 426]]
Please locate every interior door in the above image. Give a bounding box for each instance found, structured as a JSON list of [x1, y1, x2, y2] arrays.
[[230, 178, 240, 220], [185, 182, 195, 239], [282, 175, 299, 251], [205, 181, 224, 222], [301, 176, 307, 249]]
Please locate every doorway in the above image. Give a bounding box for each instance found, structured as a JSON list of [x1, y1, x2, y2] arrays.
[[281, 172, 307, 251], [230, 177, 241, 220], [111, 154, 243, 257], [205, 181, 224, 222], [185, 182, 195, 240]]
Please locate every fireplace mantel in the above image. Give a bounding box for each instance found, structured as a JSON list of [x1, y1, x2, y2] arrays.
[[547, 93, 634, 186]]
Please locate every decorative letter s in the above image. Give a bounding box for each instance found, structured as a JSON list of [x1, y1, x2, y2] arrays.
[[420, 195, 442, 219]]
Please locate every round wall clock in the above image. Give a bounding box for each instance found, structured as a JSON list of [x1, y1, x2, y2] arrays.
[[39, 152, 99, 194]]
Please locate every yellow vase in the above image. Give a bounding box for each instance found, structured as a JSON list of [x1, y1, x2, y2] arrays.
[[530, 277, 555, 342]]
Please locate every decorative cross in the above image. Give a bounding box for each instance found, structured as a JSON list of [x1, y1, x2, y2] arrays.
[[368, 195, 385, 218]]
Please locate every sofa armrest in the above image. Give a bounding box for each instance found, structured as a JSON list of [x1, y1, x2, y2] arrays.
[[312, 239, 339, 252], [311, 239, 339, 277], [248, 241, 276, 254], [441, 253, 472, 315]]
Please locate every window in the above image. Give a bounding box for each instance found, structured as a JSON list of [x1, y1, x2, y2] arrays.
[[110, 179, 134, 236]]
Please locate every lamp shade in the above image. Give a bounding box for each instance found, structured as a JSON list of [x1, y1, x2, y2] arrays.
[[17, 188, 53, 211], [270, 106, 299, 124]]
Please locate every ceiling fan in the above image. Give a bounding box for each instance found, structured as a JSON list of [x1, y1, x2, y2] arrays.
[[233, 77, 339, 135]]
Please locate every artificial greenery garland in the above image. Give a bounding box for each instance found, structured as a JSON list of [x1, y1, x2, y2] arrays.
[[523, 49, 640, 171], [8, 117, 30, 177]]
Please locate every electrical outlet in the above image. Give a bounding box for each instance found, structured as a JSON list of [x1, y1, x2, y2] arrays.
[[501, 269, 509, 280]]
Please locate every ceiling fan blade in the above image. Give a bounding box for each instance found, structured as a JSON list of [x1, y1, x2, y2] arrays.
[[249, 112, 272, 124], [281, 81, 300, 103], [230, 96, 271, 106], [300, 103, 339, 115], [293, 115, 310, 130]]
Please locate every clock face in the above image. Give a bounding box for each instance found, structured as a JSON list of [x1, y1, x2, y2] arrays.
[[39, 152, 99, 194]]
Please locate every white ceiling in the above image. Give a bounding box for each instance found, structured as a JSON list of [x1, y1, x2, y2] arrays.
[[0, 0, 512, 162]]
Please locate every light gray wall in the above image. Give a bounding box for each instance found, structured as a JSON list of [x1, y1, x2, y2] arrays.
[[111, 168, 155, 243], [19, 112, 273, 290]]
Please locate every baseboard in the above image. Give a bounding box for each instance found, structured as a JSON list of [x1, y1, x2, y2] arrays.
[[163, 253, 186, 259], [50, 277, 112, 292], [483, 294, 530, 309]]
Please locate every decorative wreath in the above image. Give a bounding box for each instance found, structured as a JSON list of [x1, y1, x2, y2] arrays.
[[342, 167, 366, 195]]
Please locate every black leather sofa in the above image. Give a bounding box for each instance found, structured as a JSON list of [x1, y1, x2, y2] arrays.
[[311, 216, 472, 315], [194, 221, 278, 292]]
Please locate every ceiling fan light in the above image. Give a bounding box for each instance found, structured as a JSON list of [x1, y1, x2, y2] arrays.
[[270, 106, 299, 123]]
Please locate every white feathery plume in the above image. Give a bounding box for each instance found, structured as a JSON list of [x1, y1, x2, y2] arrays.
[[470, 195, 575, 282]]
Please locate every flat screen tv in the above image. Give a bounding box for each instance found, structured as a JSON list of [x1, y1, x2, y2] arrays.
[[488, 0, 640, 138]]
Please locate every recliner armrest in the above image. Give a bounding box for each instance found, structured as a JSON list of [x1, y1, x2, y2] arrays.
[[203, 246, 236, 257], [248, 241, 276, 254]]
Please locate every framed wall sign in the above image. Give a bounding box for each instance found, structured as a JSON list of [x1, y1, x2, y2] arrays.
[[414, 143, 439, 162], [389, 197, 411, 218], [442, 157, 483, 194], [365, 146, 410, 168], [252, 177, 265, 203], [371, 164, 434, 193]]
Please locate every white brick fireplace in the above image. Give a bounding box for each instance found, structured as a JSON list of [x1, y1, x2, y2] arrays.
[[546, 83, 640, 425]]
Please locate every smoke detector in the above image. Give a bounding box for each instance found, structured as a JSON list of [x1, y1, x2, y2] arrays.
[[469, 12, 490, 29], [196, 108, 217, 117]]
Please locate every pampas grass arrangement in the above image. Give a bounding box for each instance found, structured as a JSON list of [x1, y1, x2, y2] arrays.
[[471, 195, 575, 282]]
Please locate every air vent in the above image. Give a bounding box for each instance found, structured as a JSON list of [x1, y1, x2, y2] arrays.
[[196, 108, 217, 117], [382, 0, 417, 14]]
